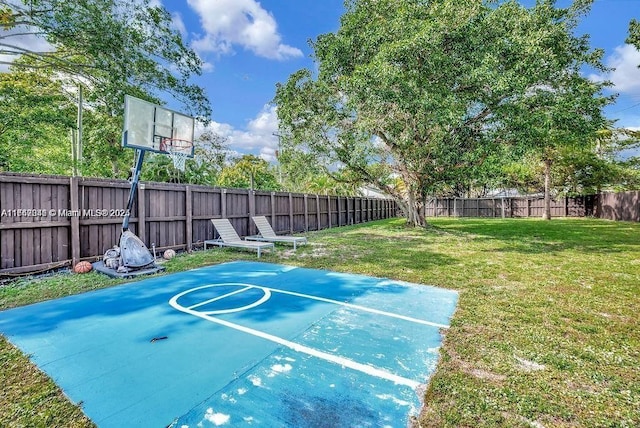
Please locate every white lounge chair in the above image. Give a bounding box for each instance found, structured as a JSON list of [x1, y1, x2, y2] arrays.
[[246, 216, 308, 250], [205, 218, 274, 258]]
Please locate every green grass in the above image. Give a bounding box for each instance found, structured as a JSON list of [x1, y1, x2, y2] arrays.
[[1, 218, 639, 427]]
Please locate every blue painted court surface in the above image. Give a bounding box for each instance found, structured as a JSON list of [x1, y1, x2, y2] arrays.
[[0, 261, 458, 427]]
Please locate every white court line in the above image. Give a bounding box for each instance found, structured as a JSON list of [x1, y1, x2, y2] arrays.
[[188, 286, 253, 310], [168, 281, 451, 390], [169, 299, 422, 389], [174, 284, 271, 315], [268, 288, 450, 329]]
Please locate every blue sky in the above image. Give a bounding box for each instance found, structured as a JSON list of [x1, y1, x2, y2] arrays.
[[160, 0, 346, 161], [2, 0, 639, 160], [160, 0, 640, 161]]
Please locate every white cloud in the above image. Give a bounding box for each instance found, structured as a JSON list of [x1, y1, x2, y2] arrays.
[[186, 0, 303, 60], [591, 44, 640, 95], [205, 105, 280, 162], [171, 12, 187, 37]]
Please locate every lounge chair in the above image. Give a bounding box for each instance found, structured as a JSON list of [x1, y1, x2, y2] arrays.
[[245, 216, 308, 250], [205, 218, 274, 258]]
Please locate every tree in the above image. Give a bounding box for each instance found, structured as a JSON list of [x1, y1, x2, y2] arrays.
[[218, 155, 280, 191], [0, 60, 75, 173], [275, 0, 609, 226], [501, 80, 609, 218], [278, 148, 363, 195], [628, 19, 640, 50], [1, 0, 212, 177], [142, 130, 230, 185], [0, 0, 210, 119]]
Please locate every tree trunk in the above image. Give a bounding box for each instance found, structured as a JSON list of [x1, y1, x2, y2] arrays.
[[402, 190, 427, 227], [542, 157, 552, 220]]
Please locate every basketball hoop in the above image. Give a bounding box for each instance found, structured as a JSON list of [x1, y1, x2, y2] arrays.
[[160, 138, 193, 172]]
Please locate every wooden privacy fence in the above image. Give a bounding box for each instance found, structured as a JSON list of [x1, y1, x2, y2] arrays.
[[594, 191, 640, 222], [424, 192, 640, 221], [424, 195, 597, 218], [0, 173, 397, 274]]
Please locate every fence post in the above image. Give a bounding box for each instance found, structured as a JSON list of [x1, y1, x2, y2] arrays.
[[249, 189, 256, 235], [185, 185, 192, 252], [137, 183, 146, 244], [337, 196, 341, 226], [361, 198, 365, 222], [347, 198, 356, 224], [304, 194, 309, 232], [221, 189, 227, 219], [327, 195, 332, 228], [271, 192, 276, 227], [565, 197, 569, 217], [316, 195, 321, 230], [70, 176, 80, 266], [289, 193, 294, 234]]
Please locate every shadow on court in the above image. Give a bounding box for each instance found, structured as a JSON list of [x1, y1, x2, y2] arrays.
[[0, 261, 457, 427]]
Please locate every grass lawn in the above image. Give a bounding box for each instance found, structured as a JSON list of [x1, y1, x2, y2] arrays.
[[1, 217, 639, 427]]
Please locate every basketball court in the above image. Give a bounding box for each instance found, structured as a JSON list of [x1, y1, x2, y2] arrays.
[[0, 262, 458, 427]]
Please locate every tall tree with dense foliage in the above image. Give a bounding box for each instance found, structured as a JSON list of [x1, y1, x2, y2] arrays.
[[0, 59, 74, 173], [142, 130, 230, 185], [278, 148, 363, 195], [0, 0, 211, 177], [275, 0, 610, 226], [217, 155, 280, 191], [0, 0, 209, 118]]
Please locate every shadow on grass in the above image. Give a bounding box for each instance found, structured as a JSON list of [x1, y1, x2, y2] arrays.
[[426, 218, 640, 254], [305, 229, 458, 279]]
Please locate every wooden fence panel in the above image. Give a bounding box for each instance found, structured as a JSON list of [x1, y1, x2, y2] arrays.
[[292, 194, 306, 232], [341, 198, 349, 225], [329, 196, 339, 227], [145, 185, 187, 250], [347, 198, 355, 225], [78, 179, 132, 257], [191, 187, 221, 245], [254, 192, 272, 217], [509, 198, 525, 217], [273, 194, 290, 233], [354, 199, 362, 223], [223, 190, 249, 237], [318, 197, 329, 229], [424, 195, 597, 219], [1, 173, 397, 274], [596, 191, 640, 222], [0, 176, 71, 271], [306, 196, 318, 231]]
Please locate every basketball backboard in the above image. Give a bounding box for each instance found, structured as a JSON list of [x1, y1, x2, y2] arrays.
[[122, 95, 195, 157]]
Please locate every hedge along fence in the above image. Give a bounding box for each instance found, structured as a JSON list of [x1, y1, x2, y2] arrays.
[[0, 173, 398, 275]]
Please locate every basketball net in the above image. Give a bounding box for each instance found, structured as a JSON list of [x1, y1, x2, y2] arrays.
[[160, 139, 192, 172]]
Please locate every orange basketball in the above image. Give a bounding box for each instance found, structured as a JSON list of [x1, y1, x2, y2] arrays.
[[74, 261, 93, 274]]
